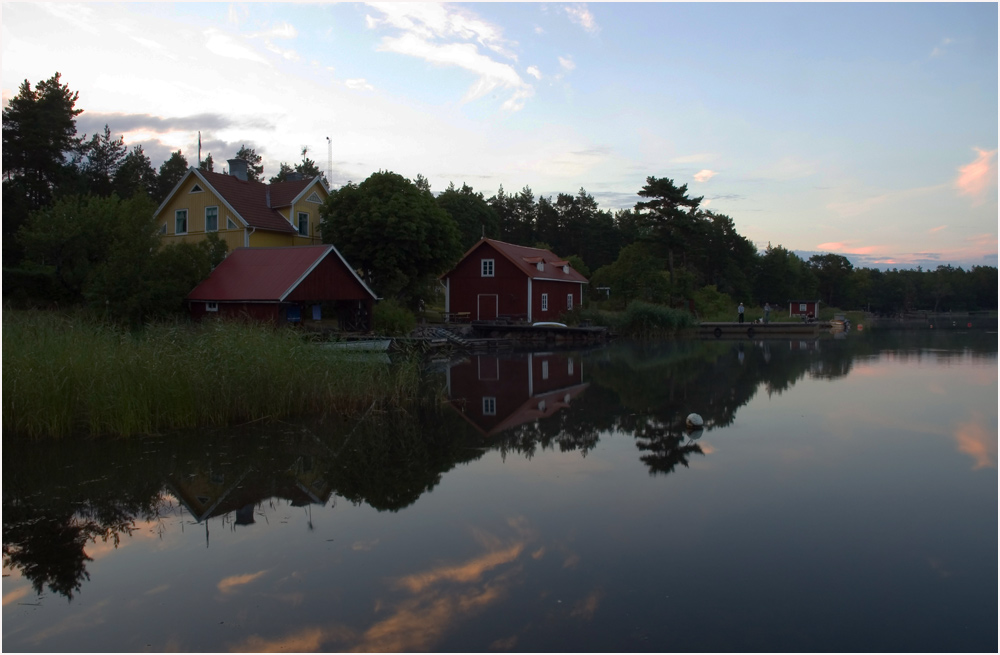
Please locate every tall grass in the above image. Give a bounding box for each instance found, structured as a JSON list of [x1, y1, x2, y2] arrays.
[[575, 301, 695, 338], [3, 311, 421, 439]]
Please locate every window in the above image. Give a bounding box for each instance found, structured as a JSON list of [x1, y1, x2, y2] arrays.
[[568, 358, 574, 375], [175, 210, 188, 234], [306, 192, 322, 203], [297, 212, 309, 236], [227, 217, 239, 230], [799, 303, 807, 312], [206, 302, 218, 312], [205, 206, 218, 232], [190, 184, 203, 193], [562, 265, 569, 274], [536, 262, 544, 271], [541, 293, 548, 311], [481, 259, 494, 277], [482, 397, 496, 416], [542, 360, 549, 380], [567, 293, 573, 311]]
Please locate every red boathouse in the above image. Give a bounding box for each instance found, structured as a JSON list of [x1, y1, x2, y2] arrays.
[[186, 245, 377, 330], [441, 238, 588, 323]]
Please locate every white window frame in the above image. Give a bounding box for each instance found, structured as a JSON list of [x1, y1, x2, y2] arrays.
[[567, 293, 573, 311], [206, 302, 219, 312], [799, 303, 808, 312], [297, 212, 309, 236], [205, 206, 219, 233], [541, 293, 548, 312], [482, 396, 496, 416], [175, 209, 188, 235], [542, 360, 549, 380], [481, 258, 495, 277], [227, 217, 239, 230]]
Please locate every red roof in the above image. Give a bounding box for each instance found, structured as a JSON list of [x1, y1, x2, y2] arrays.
[[158, 169, 325, 234], [186, 245, 375, 302], [446, 238, 588, 283]]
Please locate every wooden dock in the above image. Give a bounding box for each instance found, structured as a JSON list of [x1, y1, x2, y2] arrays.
[[698, 321, 826, 339]]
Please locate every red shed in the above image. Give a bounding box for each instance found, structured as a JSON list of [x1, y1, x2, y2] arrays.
[[186, 245, 377, 329], [788, 299, 821, 319], [441, 238, 588, 323]]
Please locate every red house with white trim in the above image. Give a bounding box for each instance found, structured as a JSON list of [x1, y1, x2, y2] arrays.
[[788, 299, 821, 319], [186, 245, 377, 329], [441, 239, 588, 323]]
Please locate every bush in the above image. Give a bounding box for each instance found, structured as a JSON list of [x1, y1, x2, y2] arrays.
[[691, 285, 733, 320], [614, 300, 695, 338], [373, 299, 416, 336]]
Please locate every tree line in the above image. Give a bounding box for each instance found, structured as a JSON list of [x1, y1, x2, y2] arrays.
[[4, 72, 996, 324]]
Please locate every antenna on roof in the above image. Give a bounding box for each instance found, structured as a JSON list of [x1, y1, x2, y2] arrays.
[[326, 136, 332, 188]]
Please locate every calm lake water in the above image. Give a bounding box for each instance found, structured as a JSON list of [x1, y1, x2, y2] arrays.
[[3, 330, 997, 653]]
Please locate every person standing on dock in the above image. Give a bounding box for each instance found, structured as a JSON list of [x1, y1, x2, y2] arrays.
[[738, 302, 745, 324], [763, 303, 771, 324]]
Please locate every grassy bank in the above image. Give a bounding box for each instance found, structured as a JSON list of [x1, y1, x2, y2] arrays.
[[574, 300, 696, 338], [3, 311, 421, 439]]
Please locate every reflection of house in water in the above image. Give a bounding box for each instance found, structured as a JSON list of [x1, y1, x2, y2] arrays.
[[446, 352, 589, 437], [164, 454, 333, 525]]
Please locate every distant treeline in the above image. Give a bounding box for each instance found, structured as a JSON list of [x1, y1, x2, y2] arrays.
[[4, 72, 997, 321]]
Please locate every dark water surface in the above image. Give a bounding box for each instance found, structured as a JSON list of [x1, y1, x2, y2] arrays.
[[3, 331, 997, 652]]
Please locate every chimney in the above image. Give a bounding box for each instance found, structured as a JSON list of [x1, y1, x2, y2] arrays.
[[286, 172, 303, 182], [227, 158, 248, 181]]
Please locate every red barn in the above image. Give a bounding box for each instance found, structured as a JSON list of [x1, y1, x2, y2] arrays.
[[788, 299, 821, 319], [186, 245, 377, 329], [441, 238, 588, 323]]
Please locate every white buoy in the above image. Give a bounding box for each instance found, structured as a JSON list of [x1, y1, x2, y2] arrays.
[[686, 413, 704, 429]]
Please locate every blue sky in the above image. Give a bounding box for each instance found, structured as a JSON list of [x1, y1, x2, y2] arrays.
[[2, 2, 996, 269]]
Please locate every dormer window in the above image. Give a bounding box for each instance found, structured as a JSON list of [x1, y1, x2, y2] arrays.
[[536, 262, 544, 271], [563, 265, 569, 274]]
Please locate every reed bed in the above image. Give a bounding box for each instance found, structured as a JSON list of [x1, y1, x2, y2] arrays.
[[3, 311, 421, 439]]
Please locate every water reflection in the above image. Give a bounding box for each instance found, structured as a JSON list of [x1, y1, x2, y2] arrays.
[[3, 331, 996, 606]]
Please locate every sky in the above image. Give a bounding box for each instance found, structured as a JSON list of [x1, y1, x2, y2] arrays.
[[2, 2, 997, 270]]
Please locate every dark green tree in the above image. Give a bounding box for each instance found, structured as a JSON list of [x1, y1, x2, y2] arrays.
[[113, 145, 158, 199], [808, 253, 854, 307], [82, 124, 127, 197], [319, 170, 463, 305], [199, 153, 215, 172], [234, 144, 263, 182], [155, 150, 189, 203], [634, 176, 703, 305], [590, 242, 671, 308], [2, 72, 84, 209], [436, 182, 500, 250]]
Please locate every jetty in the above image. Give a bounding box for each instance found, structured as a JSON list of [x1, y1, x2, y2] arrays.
[[698, 321, 826, 339]]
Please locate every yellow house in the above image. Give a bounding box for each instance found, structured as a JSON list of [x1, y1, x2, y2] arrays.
[[154, 158, 328, 251]]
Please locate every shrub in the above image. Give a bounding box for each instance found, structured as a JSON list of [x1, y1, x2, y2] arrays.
[[373, 299, 416, 336], [614, 300, 695, 338]]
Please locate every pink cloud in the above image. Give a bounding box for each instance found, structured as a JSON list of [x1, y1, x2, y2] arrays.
[[693, 169, 716, 182], [815, 241, 883, 255], [928, 225, 947, 233], [955, 148, 997, 203]]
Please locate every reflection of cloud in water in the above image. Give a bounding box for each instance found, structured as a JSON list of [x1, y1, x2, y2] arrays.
[[352, 538, 380, 552], [227, 517, 544, 653], [218, 570, 268, 594], [24, 599, 111, 646], [953, 415, 997, 470], [2, 585, 31, 606], [570, 589, 603, 619]]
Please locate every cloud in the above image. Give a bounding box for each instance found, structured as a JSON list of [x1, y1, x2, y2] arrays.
[[953, 415, 997, 470], [814, 242, 882, 255], [378, 32, 532, 110], [77, 112, 270, 134], [526, 66, 542, 80], [564, 4, 599, 33], [365, 4, 532, 111], [928, 225, 947, 233], [345, 78, 375, 91], [366, 3, 517, 59], [955, 147, 997, 204], [265, 42, 300, 61], [558, 56, 576, 71], [203, 29, 270, 66], [930, 37, 953, 58], [693, 169, 717, 183]]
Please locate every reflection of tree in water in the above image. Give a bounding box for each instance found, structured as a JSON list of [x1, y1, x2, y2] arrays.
[[2, 395, 483, 599]]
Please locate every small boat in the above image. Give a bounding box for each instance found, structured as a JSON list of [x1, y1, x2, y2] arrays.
[[323, 339, 391, 351], [531, 322, 567, 328]]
